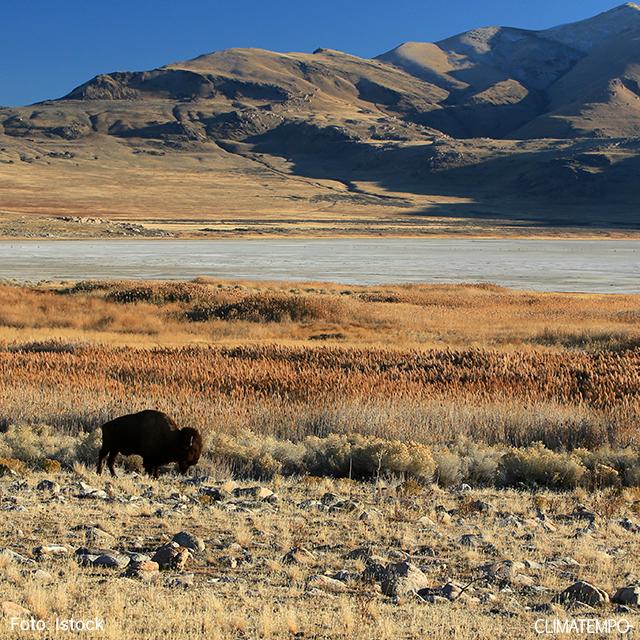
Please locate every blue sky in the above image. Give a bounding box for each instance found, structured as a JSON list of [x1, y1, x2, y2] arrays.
[[0, 0, 625, 106]]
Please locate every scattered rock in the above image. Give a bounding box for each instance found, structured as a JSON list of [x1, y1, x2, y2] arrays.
[[85, 526, 116, 546], [307, 574, 348, 593], [377, 561, 431, 598], [198, 486, 228, 502], [468, 500, 492, 514], [0, 548, 34, 565], [2, 601, 30, 618], [344, 546, 374, 561], [123, 560, 160, 582], [555, 581, 609, 606], [33, 544, 69, 559], [172, 531, 205, 554], [283, 546, 316, 565], [36, 479, 60, 492], [93, 552, 130, 569], [619, 518, 640, 534], [232, 486, 274, 501], [612, 585, 640, 606], [151, 542, 191, 570], [167, 573, 194, 589], [76, 482, 108, 500]]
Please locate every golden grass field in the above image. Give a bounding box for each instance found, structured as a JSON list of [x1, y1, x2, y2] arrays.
[[1, 279, 640, 638]]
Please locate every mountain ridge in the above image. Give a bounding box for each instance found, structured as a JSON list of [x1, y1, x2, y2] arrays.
[[1, 4, 640, 236]]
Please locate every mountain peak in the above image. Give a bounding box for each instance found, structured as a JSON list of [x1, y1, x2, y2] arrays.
[[540, 3, 640, 53]]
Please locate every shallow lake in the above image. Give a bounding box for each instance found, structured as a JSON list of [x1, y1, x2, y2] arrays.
[[0, 238, 638, 293]]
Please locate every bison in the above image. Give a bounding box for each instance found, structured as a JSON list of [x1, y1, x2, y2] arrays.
[[97, 410, 202, 478]]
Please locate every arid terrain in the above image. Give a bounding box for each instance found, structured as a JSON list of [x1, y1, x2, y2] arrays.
[[3, 4, 640, 238], [1, 279, 639, 638]]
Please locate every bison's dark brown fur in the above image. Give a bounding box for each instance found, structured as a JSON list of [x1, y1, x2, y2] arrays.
[[97, 410, 203, 478]]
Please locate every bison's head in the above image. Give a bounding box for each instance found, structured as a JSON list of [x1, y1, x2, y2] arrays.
[[177, 427, 203, 473]]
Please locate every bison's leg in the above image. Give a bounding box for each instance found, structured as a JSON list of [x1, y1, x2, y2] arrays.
[[106, 451, 118, 477], [153, 466, 160, 479], [143, 459, 155, 477], [97, 447, 109, 475]]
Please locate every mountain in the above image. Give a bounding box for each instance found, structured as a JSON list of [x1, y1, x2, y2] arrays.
[[1, 4, 640, 236]]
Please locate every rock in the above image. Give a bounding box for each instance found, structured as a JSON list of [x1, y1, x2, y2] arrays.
[[344, 546, 374, 561], [85, 526, 116, 546], [416, 515, 437, 527], [307, 574, 348, 593], [555, 581, 610, 606], [468, 500, 491, 514], [440, 581, 465, 601], [125, 552, 152, 563], [619, 518, 640, 534], [167, 573, 194, 589], [378, 561, 431, 598], [480, 560, 526, 583], [573, 505, 596, 523], [151, 542, 191, 570], [123, 560, 160, 582], [0, 548, 34, 565], [76, 482, 108, 500], [298, 499, 323, 510], [283, 546, 316, 565], [172, 531, 205, 553], [612, 585, 640, 606], [320, 492, 338, 505], [22, 568, 54, 582], [331, 570, 359, 583], [93, 552, 130, 569], [33, 544, 69, 558], [2, 601, 30, 618], [36, 479, 60, 492], [198, 486, 228, 502], [232, 486, 274, 501], [416, 592, 450, 604], [458, 533, 484, 548], [329, 499, 362, 513], [511, 573, 536, 588], [546, 556, 580, 570]]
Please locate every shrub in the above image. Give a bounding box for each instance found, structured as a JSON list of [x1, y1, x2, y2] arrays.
[[39, 458, 62, 473], [498, 443, 587, 489], [5, 340, 84, 354], [186, 293, 344, 324], [433, 450, 463, 487], [0, 457, 27, 475], [575, 447, 640, 487]]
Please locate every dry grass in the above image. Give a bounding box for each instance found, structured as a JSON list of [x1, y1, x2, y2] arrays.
[[1, 280, 639, 457], [1, 469, 639, 639], [2, 279, 640, 637], [1, 279, 640, 350]]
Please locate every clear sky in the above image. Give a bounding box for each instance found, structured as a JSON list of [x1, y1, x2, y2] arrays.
[[0, 0, 625, 106]]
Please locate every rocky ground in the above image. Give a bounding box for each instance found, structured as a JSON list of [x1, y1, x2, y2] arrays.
[[1, 465, 639, 639]]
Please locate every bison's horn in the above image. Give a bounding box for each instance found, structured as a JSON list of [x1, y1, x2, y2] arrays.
[[188, 435, 194, 448]]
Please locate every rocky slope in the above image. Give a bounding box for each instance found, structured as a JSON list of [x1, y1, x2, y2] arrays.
[[1, 4, 640, 233]]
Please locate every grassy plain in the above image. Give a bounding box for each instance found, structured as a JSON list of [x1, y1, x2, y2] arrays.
[[1, 279, 639, 638]]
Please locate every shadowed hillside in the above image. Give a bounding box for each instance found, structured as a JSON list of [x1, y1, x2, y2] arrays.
[[2, 4, 640, 237]]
